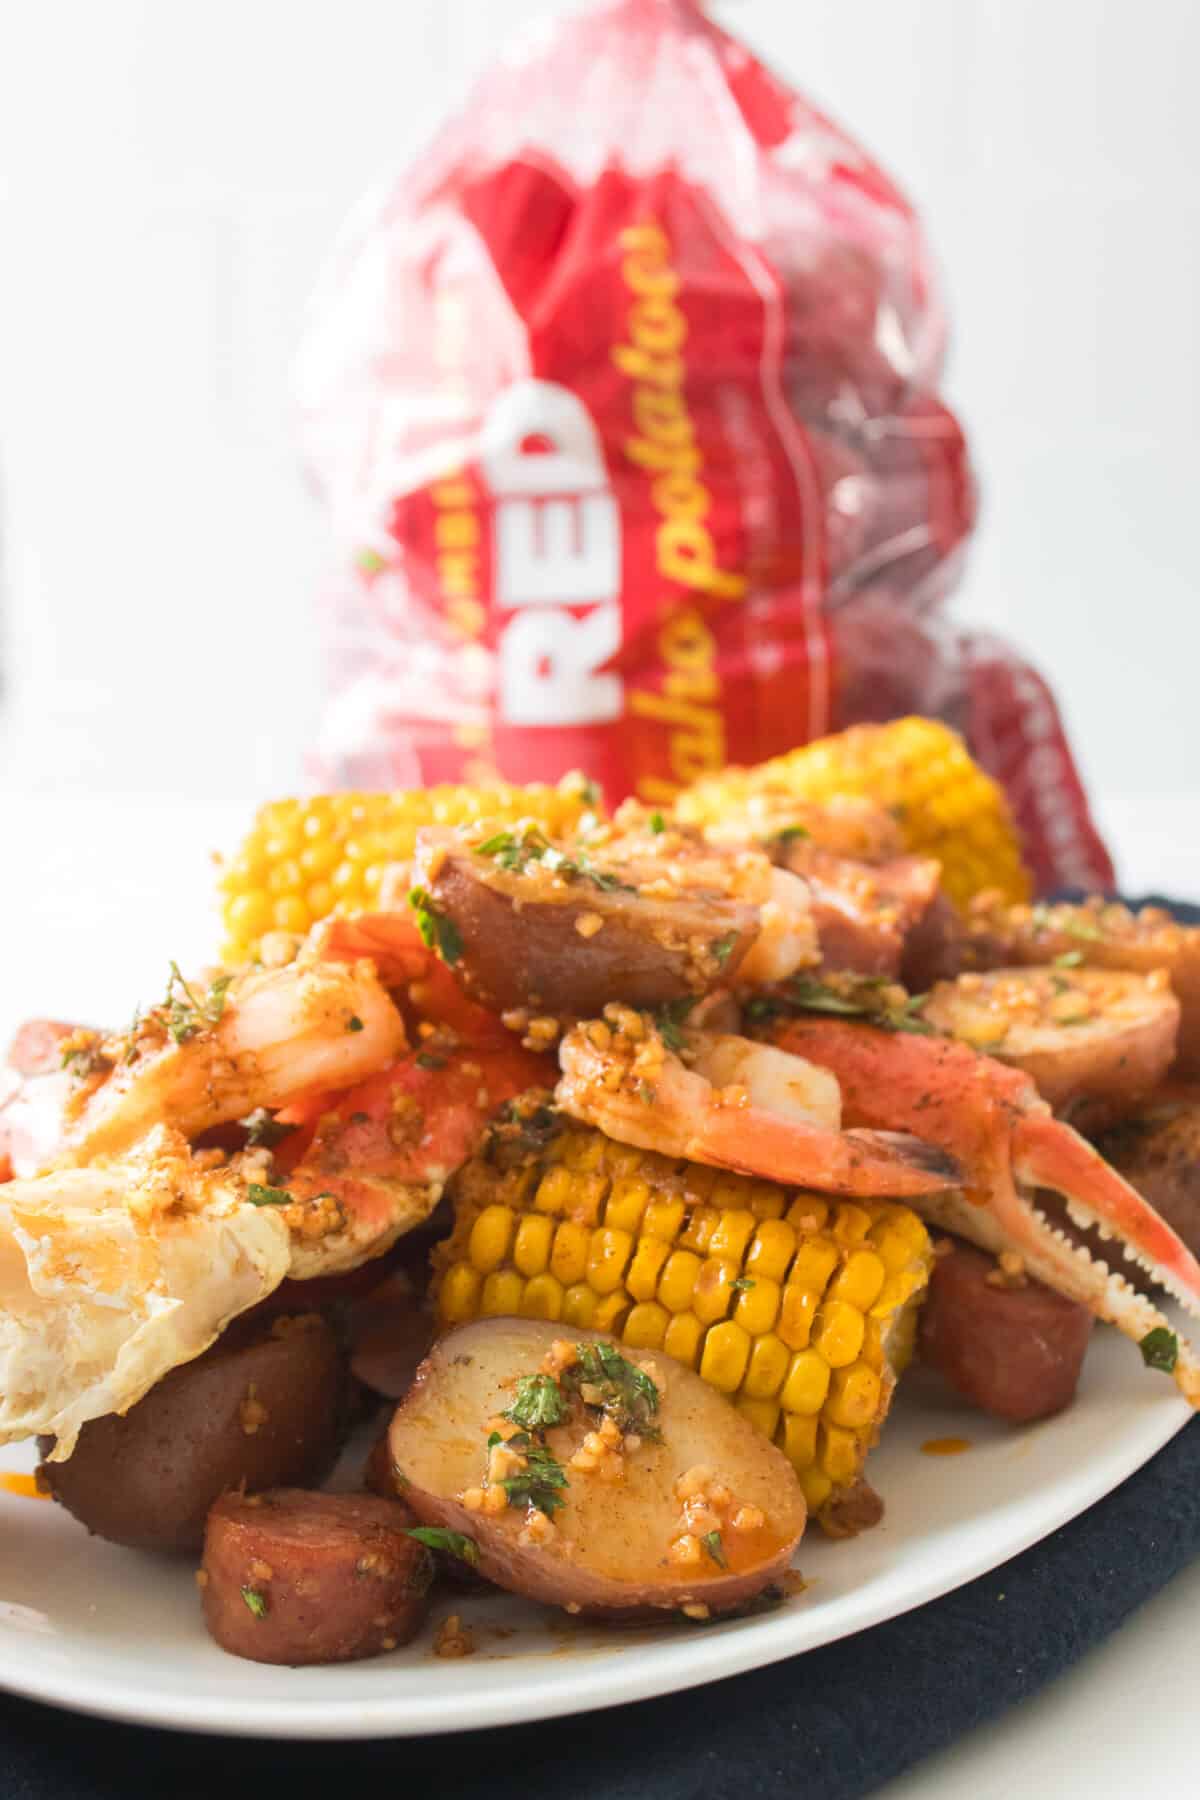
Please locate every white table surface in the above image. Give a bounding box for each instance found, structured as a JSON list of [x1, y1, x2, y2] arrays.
[[0, 783, 1197, 1793]]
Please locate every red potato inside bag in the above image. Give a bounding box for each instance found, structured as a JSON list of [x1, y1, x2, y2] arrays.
[[298, 0, 1113, 895]]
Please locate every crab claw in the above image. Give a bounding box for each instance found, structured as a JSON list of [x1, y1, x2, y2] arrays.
[[771, 1017, 1200, 1407]]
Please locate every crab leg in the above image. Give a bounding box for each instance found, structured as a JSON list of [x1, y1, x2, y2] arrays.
[[772, 1017, 1200, 1406]]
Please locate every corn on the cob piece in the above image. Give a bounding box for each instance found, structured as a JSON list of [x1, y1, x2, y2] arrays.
[[218, 776, 598, 963], [678, 717, 1030, 909], [435, 1120, 932, 1533]]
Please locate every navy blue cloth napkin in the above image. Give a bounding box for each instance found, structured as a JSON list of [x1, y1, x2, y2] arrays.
[[4, 892, 1196, 1798]]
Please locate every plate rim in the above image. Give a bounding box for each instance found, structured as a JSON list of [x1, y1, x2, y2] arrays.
[[0, 1394, 1187, 1741]]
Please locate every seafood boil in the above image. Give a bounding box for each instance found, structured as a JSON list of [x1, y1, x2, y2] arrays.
[[1, 719, 1197, 1663]]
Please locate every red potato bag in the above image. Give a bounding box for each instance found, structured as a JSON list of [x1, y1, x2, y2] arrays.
[[298, 0, 1113, 894]]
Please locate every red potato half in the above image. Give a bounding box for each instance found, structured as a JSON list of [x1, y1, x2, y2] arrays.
[[416, 843, 758, 1018], [389, 1319, 806, 1620], [1096, 1100, 1200, 1262], [921, 967, 1179, 1133]]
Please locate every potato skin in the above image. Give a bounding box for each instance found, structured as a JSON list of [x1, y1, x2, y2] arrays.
[[1096, 1100, 1200, 1260], [202, 1489, 433, 1665], [390, 1319, 806, 1620], [918, 1239, 1094, 1423], [427, 852, 757, 1017], [38, 1315, 346, 1552]]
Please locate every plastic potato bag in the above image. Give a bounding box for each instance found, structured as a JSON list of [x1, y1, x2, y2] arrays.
[[297, 0, 1113, 893]]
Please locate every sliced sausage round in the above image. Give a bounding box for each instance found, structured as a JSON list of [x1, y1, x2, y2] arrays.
[[918, 1239, 1094, 1423], [201, 1488, 434, 1665]]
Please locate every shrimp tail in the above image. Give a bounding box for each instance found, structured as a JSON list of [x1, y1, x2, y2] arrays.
[[687, 1107, 962, 1199]]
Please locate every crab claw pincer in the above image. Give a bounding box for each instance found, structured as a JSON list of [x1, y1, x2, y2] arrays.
[[771, 1018, 1200, 1406]]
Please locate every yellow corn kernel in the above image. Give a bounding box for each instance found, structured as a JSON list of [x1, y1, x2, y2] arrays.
[[742, 1331, 790, 1400], [605, 1176, 651, 1234], [778, 1411, 819, 1473], [833, 1204, 873, 1248], [643, 1198, 687, 1242], [550, 1220, 591, 1287], [512, 1213, 554, 1278], [662, 1311, 705, 1368], [626, 1235, 672, 1302], [623, 1301, 669, 1351], [480, 1270, 524, 1317], [828, 1249, 887, 1312], [745, 1219, 797, 1282], [870, 1216, 929, 1273], [790, 1239, 839, 1293], [708, 1209, 757, 1265], [799, 1466, 834, 1513], [467, 1205, 515, 1273], [592, 1293, 630, 1335], [700, 1320, 751, 1393], [561, 1284, 598, 1328], [679, 1205, 719, 1254], [780, 1348, 832, 1416], [819, 1422, 860, 1486], [748, 1181, 786, 1221], [438, 1262, 482, 1324], [785, 1195, 829, 1235], [563, 1130, 607, 1175], [658, 1249, 703, 1313], [692, 1257, 734, 1325], [737, 1396, 782, 1439], [777, 1285, 820, 1351], [826, 1362, 882, 1429], [587, 1228, 634, 1295], [812, 1299, 866, 1369], [733, 1275, 780, 1336], [873, 1270, 926, 1317], [519, 1273, 564, 1320], [534, 1166, 574, 1217]]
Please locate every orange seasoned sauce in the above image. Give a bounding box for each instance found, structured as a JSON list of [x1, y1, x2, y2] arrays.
[[0, 1472, 49, 1500], [920, 1436, 973, 1458]]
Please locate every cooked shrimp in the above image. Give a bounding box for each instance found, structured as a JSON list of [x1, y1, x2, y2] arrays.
[[59, 951, 407, 1165], [770, 1015, 1200, 1406], [0, 1126, 291, 1458], [555, 1007, 961, 1199]]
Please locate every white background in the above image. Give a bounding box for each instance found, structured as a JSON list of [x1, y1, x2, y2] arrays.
[[0, 7, 1199, 1788], [1, 0, 1198, 841]]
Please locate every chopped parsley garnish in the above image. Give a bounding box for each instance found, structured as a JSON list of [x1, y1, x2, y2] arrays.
[[503, 1373, 569, 1432], [407, 886, 463, 965], [473, 824, 634, 894], [1052, 950, 1084, 969], [357, 547, 387, 575], [240, 1586, 268, 1619], [241, 1109, 298, 1150], [747, 974, 936, 1036], [61, 1041, 106, 1079], [415, 1052, 447, 1071], [701, 1530, 727, 1569], [156, 964, 233, 1045], [347, 1014, 364, 1032], [246, 1183, 294, 1208], [1031, 904, 1102, 944], [772, 824, 810, 843], [654, 996, 697, 1053], [405, 1527, 480, 1568], [564, 1342, 661, 1439], [649, 811, 666, 835], [1139, 1327, 1179, 1373], [500, 1441, 569, 1517], [731, 1277, 756, 1294], [710, 932, 740, 968]]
